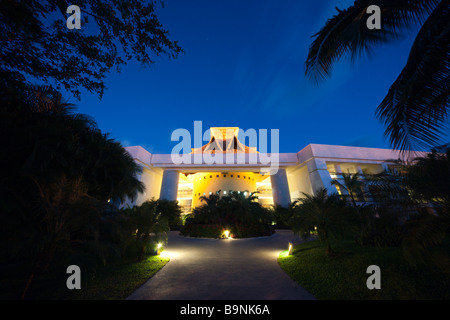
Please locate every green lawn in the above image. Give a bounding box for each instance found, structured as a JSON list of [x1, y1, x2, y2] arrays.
[[65, 254, 170, 300], [278, 239, 450, 300], [1, 254, 170, 300]]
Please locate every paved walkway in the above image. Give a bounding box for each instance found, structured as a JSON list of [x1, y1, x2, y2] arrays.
[[126, 230, 315, 300]]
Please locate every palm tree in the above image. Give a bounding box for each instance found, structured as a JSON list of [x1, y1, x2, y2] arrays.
[[402, 147, 450, 265], [407, 147, 450, 209], [32, 85, 76, 114], [331, 172, 366, 210], [156, 199, 183, 229], [194, 192, 222, 223], [0, 85, 146, 298], [82, 131, 145, 203], [290, 188, 349, 256], [227, 190, 262, 224], [365, 161, 414, 207], [20, 176, 102, 299], [305, 0, 449, 152], [123, 200, 170, 261]]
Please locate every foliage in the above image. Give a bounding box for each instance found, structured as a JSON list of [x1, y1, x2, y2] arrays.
[[0, 251, 170, 300], [0, 86, 145, 205], [278, 239, 450, 300], [305, 0, 449, 151], [289, 188, 351, 256], [181, 191, 274, 238], [156, 199, 184, 230], [0, 86, 145, 299], [365, 164, 413, 208], [327, 151, 450, 265], [407, 148, 450, 210], [355, 204, 406, 247], [180, 222, 224, 239], [272, 204, 294, 228], [331, 172, 365, 207], [119, 199, 180, 260], [230, 221, 275, 239], [0, 0, 183, 99], [401, 147, 450, 264]]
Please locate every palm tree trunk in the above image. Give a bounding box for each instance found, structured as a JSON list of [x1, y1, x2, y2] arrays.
[[325, 238, 334, 256], [322, 227, 335, 256], [20, 250, 53, 300], [20, 271, 35, 300], [350, 193, 365, 245]]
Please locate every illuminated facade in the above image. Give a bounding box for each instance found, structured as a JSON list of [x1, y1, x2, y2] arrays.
[[122, 127, 420, 213]]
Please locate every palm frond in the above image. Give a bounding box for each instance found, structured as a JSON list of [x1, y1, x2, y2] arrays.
[[305, 0, 440, 82], [376, 0, 450, 151]]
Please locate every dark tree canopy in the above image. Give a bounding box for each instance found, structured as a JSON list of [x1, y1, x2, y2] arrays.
[[305, 0, 449, 152], [0, 0, 183, 99]]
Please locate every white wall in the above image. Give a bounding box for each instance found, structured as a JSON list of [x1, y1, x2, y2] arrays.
[[287, 165, 313, 202]]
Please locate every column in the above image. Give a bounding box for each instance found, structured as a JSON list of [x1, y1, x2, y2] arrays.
[[270, 168, 291, 208], [306, 158, 338, 195], [159, 170, 180, 201]]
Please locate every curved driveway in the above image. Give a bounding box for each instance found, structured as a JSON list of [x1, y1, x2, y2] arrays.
[[127, 230, 315, 300]]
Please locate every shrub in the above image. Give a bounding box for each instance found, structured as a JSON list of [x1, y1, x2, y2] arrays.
[[180, 221, 224, 238], [180, 191, 275, 238], [230, 222, 275, 238]]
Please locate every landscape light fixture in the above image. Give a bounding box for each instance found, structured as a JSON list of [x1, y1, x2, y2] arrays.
[[156, 243, 163, 255], [288, 242, 293, 255]]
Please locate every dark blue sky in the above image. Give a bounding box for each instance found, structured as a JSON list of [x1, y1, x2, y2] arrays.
[[70, 0, 446, 154]]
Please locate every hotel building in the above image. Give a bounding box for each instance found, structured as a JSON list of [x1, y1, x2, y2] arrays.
[[122, 127, 417, 212]]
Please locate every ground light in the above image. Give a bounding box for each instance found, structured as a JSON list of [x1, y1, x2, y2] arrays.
[[288, 242, 293, 255], [223, 230, 230, 239], [156, 243, 163, 255]]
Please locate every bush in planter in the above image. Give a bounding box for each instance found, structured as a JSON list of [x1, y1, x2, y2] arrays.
[[230, 221, 275, 238], [180, 218, 224, 238], [181, 191, 275, 238], [181, 224, 224, 238]]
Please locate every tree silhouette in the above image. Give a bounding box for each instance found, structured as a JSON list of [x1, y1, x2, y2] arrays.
[[305, 0, 449, 151]]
